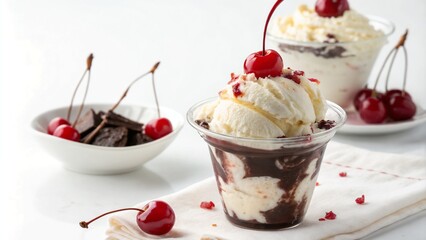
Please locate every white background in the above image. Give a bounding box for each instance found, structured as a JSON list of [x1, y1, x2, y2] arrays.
[[1, 0, 425, 239]]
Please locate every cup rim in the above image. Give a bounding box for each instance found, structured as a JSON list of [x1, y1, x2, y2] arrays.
[[267, 15, 395, 47], [187, 97, 347, 144]]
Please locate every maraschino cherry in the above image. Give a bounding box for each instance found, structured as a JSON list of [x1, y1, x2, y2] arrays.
[[357, 58, 386, 123], [315, 0, 350, 18], [144, 63, 173, 140], [48, 54, 94, 139], [53, 125, 80, 142], [243, 0, 284, 78], [359, 97, 387, 123], [145, 118, 173, 140], [382, 30, 416, 121], [47, 117, 71, 135], [80, 200, 175, 236]]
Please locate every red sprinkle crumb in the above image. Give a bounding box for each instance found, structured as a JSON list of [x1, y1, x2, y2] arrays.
[[355, 195, 365, 205], [309, 78, 320, 84], [200, 201, 215, 210], [315, 182, 320, 186], [293, 70, 305, 76], [318, 218, 326, 221], [228, 73, 239, 84], [232, 83, 243, 98], [339, 172, 347, 177], [325, 211, 337, 220]]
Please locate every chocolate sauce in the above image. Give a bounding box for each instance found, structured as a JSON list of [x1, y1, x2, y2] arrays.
[[207, 137, 327, 229], [279, 43, 350, 59]]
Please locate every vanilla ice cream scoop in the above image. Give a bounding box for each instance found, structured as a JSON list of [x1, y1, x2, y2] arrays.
[[194, 69, 327, 138]]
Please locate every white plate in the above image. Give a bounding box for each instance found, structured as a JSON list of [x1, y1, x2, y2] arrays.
[[339, 105, 426, 135]]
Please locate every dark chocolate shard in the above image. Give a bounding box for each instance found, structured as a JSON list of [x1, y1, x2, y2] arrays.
[[75, 109, 102, 137], [195, 120, 210, 130], [127, 130, 153, 146], [91, 127, 128, 147], [99, 111, 143, 131]]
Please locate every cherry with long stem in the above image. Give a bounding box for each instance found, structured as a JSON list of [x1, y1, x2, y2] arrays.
[[83, 62, 160, 144], [383, 30, 408, 93], [151, 70, 161, 118], [80, 200, 175, 236], [67, 53, 94, 125], [80, 208, 144, 229], [262, 0, 283, 55], [243, 0, 284, 78]]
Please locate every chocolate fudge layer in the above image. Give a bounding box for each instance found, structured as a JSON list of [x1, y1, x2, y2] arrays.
[[206, 137, 327, 229]]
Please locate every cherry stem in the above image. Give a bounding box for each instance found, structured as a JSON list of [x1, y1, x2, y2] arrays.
[[373, 48, 395, 94], [384, 48, 399, 92], [79, 208, 144, 229], [402, 45, 408, 95], [152, 72, 161, 118], [83, 62, 160, 144], [262, 0, 283, 55], [67, 53, 94, 122]]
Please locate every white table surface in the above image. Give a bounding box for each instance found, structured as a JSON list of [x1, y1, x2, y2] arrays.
[[1, 0, 425, 239]]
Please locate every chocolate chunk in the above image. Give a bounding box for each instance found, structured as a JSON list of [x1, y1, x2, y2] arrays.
[[127, 130, 153, 146], [317, 120, 336, 130], [91, 127, 128, 147], [99, 111, 143, 131], [75, 109, 102, 137], [195, 120, 210, 130]]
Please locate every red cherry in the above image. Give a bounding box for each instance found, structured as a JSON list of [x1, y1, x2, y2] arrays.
[[47, 117, 71, 135], [145, 118, 173, 140], [53, 125, 80, 142], [359, 97, 387, 124], [315, 0, 350, 18], [137, 200, 175, 235], [244, 49, 283, 78], [383, 89, 412, 106], [353, 89, 383, 111], [244, 0, 284, 79], [80, 200, 175, 236], [387, 95, 416, 121]]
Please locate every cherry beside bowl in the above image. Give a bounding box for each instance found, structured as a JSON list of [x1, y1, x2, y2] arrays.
[[30, 103, 184, 175]]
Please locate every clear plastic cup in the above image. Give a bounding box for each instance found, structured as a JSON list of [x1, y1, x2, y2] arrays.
[[267, 16, 394, 109], [187, 99, 346, 229]]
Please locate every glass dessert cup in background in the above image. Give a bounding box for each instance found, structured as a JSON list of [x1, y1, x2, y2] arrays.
[[267, 16, 394, 109], [187, 98, 346, 230]]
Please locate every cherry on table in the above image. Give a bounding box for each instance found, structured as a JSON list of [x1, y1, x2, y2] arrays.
[[315, 0, 350, 18], [137, 200, 175, 235], [387, 95, 416, 121], [80, 200, 175, 236], [53, 125, 80, 142], [359, 97, 387, 124], [145, 117, 173, 140], [47, 117, 71, 135]]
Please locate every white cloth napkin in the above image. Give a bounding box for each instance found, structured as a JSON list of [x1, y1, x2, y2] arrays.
[[106, 142, 426, 240]]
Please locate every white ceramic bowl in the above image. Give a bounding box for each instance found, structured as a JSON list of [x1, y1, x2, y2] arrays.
[[30, 103, 184, 175]]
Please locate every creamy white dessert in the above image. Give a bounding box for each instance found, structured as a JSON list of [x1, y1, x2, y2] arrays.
[[273, 5, 384, 43], [268, 4, 392, 108], [194, 68, 327, 138], [193, 68, 336, 228]]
